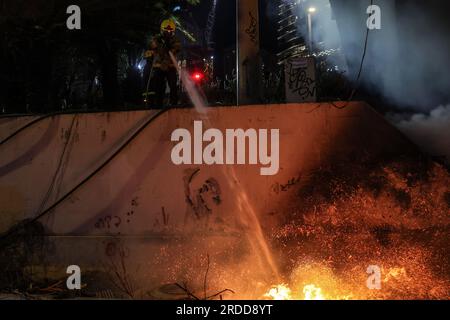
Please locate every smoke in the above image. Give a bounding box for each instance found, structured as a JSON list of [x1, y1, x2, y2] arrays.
[[297, 0, 450, 111], [292, 0, 450, 160], [387, 105, 450, 162]]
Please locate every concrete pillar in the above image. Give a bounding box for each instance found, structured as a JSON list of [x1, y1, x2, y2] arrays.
[[237, 0, 262, 105]]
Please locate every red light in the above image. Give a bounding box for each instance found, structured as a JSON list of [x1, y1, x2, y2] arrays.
[[192, 72, 204, 82]]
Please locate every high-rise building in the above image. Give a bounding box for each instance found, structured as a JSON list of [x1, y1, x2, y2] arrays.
[[276, 0, 308, 64]]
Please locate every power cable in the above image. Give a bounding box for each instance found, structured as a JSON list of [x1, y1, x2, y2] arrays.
[[0, 111, 66, 147], [330, 0, 374, 109], [0, 107, 169, 244], [36, 114, 78, 217]]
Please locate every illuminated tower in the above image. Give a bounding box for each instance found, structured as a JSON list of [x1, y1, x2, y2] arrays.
[[276, 0, 308, 64]]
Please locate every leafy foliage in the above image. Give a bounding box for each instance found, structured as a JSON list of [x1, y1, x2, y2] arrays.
[[0, 0, 201, 112]]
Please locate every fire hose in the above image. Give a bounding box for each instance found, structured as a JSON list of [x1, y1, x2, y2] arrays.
[[144, 56, 156, 107]]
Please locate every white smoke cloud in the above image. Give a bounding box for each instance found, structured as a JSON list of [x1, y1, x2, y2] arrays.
[[294, 1, 450, 161], [297, 0, 450, 110], [387, 105, 450, 162]]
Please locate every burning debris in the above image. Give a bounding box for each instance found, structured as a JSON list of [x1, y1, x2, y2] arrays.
[[140, 151, 449, 301], [260, 155, 450, 300], [264, 284, 292, 300]]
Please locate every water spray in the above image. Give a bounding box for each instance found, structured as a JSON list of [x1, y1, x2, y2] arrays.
[[169, 50, 280, 281]]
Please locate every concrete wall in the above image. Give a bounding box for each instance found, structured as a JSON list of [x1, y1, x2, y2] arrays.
[[0, 103, 417, 292]]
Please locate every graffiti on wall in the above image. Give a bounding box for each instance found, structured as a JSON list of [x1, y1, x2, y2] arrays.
[[271, 175, 301, 195], [285, 57, 316, 103], [245, 11, 258, 44], [152, 206, 170, 229], [183, 168, 222, 228], [94, 197, 139, 232]]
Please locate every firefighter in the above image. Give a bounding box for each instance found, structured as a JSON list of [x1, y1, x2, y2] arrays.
[[143, 19, 181, 107]]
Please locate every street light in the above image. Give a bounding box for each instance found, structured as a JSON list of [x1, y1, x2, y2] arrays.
[[307, 7, 316, 53]]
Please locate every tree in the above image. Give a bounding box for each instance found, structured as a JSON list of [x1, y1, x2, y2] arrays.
[[0, 0, 201, 112]]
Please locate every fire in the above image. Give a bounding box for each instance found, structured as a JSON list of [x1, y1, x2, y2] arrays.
[[263, 265, 412, 300], [303, 284, 325, 300], [383, 267, 407, 282], [264, 284, 292, 300], [264, 284, 326, 300]]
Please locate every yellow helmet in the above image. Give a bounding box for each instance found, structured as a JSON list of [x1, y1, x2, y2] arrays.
[[161, 19, 176, 34]]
